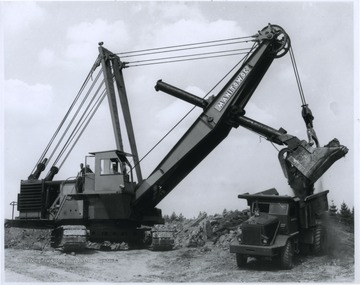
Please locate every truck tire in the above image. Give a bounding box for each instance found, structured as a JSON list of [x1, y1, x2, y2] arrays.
[[236, 253, 247, 268], [280, 240, 293, 270], [311, 225, 327, 255]]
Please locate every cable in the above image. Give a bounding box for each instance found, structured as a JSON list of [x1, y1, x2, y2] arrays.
[[116, 35, 256, 56], [31, 57, 101, 174], [289, 46, 306, 106], [119, 40, 255, 59], [126, 48, 252, 65], [53, 79, 106, 168], [46, 69, 103, 166], [58, 88, 107, 170], [126, 51, 252, 68]]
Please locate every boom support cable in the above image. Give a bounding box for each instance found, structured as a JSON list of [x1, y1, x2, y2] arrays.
[[46, 68, 104, 166], [120, 35, 256, 68], [52, 78, 106, 168], [58, 88, 108, 170], [116, 35, 256, 57], [126, 50, 253, 68], [31, 58, 101, 174]]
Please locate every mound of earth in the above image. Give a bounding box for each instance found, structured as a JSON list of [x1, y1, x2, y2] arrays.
[[5, 227, 53, 251]]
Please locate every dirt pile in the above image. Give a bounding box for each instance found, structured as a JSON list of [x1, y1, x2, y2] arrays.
[[4, 228, 53, 251], [156, 210, 248, 249]]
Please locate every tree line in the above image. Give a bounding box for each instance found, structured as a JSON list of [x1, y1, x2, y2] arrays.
[[330, 201, 354, 231]]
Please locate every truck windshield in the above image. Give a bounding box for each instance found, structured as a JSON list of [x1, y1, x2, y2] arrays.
[[269, 203, 288, 215], [253, 202, 288, 215]]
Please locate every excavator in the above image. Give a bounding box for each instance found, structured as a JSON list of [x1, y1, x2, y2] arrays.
[[6, 24, 348, 251]]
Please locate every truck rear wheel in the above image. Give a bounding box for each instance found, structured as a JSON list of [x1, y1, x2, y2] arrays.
[[236, 253, 247, 268], [279, 240, 293, 269], [311, 225, 327, 255]]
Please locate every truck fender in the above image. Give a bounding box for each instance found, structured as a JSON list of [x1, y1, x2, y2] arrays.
[[273, 234, 290, 248]]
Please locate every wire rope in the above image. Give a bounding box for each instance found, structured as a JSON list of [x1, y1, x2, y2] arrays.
[[58, 88, 107, 170], [126, 47, 252, 65], [116, 35, 256, 56], [47, 69, 103, 165], [52, 78, 106, 168], [289, 46, 307, 106], [126, 51, 253, 68], [31, 57, 101, 174], [119, 39, 255, 59]]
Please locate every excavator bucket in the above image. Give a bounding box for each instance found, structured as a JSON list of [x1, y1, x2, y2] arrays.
[[278, 138, 348, 198]]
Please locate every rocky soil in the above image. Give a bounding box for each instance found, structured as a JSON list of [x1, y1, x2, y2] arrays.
[[4, 211, 355, 282]]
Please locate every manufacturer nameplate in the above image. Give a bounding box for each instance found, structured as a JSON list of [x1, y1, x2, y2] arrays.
[[214, 65, 252, 112]]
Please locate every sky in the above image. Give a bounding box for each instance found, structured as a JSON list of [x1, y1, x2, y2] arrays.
[[1, 1, 359, 220]]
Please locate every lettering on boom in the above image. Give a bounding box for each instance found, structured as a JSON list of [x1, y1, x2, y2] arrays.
[[214, 65, 252, 112]]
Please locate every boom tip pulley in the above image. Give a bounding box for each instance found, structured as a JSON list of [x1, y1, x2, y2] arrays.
[[256, 23, 291, 58]]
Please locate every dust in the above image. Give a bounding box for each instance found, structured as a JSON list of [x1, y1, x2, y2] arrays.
[[323, 215, 354, 258]]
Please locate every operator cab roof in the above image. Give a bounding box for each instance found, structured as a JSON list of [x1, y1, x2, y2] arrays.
[[89, 149, 134, 157], [89, 150, 133, 163]]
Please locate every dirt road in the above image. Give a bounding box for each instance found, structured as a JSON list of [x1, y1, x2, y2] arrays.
[[5, 243, 354, 283]]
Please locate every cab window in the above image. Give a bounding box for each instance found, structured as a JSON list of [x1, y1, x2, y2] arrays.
[[100, 158, 121, 175]]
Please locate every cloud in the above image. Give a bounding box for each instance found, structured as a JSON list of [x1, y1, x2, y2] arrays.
[[38, 48, 56, 67], [64, 19, 129, 60], [4, 79, 56, 214], [149, 2, 206, 22], [143, 18, 242, 49], [35, 18, 130, 72], [4, 79, 54, 119], [3, 2, 46, 33]]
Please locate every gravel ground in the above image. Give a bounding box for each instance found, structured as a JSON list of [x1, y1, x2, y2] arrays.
[[4, 216, 355, 283]]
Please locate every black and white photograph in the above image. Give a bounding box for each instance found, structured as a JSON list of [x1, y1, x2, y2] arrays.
[[1, 1, 358, 283]]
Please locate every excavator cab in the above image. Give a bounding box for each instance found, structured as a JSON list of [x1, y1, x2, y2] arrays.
[[84, 150, 135, 194]]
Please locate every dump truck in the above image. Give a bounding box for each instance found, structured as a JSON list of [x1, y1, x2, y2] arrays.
[[230, 188, 331, 269]]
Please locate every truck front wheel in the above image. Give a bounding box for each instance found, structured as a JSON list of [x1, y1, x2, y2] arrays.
[[279, 240, 293, 269], [236, 253, 247, 268]]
